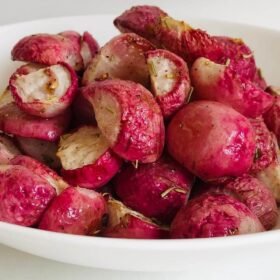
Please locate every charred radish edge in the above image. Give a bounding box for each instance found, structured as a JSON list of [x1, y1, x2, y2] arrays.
[[57, 126, 122, 189]]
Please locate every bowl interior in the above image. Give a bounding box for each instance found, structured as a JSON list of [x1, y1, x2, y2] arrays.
[[0, 14, 280, 272]]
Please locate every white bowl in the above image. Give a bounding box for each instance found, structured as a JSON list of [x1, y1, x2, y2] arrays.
[[0, 14, 280, 274]]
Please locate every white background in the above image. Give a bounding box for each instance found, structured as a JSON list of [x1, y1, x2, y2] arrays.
[[1, 0, 280, 279]]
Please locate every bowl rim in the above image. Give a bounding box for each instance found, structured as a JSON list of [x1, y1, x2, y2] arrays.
[[1, 220, 279, 250]]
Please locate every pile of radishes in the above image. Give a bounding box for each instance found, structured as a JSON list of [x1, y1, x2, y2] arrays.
[[0, 5, 280, 239]]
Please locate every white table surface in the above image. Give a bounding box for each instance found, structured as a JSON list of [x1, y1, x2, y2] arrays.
[[1, 0, 280, 279]]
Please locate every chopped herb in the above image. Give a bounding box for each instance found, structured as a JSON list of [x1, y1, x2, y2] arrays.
[[242, 53, 253, 59], [161, 186, 187, 198], [186, 87, 194, 103], [225, 58, 231, 67], [105, 107, 114, 114], [132, 160, 139, 169]]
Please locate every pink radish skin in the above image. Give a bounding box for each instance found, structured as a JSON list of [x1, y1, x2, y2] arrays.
[[250, 118, 277, 174], [0, 134, 21, 164], [58, 30, 81, 45], [115, 157, 194, 223], [57, 126, 122, 189], [170, 193, 264, 238], [9, 62, 78, 118], [248, 117, 280, 202], [146, 49, 191, 118], [103, 198, 168, 239], [197, 175, 278, 230], [82, 33, 155, 87], [190, 57, 273, 118], [39, 187, 107, 235], [82, 79, 164, 163], [0, 165, 56, 226], [11, 155, 69, 194], [16, 136, 60, 169], [80, 31, 100, 67], [113, 5, 168, 45], [224, 175, 278, 230], [11, 32, 84, 71], [0, 89, 71, 141], [167, 101, 256, 181]]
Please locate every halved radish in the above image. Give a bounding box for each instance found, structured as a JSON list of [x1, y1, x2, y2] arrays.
[[146, 49, 191, 118], [190, 57, 273, 118], [11, 155, 69, 194], [82, 79, 164, 163], [16, 136, 60, 169], [0, 164, 56, 226], [39, 187, 107, 235], [103, 197, 168, 239], [0, 88, 71, 142], [80, 31, 99, 67], [9, 62, 78, 118], [0, 134, 21, 164], [57, 126, 122, 189], [11, 32, 84, 71], [82, 33, 155, 87]]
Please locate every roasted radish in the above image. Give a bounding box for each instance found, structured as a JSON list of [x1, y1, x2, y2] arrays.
[[9, 62, 78, 118], [11, 32, 84, 71], [113, 5, 168, 45], [115, 157, 194, 223], [0, 165, 56, 226], [167, 101, 256, 181], [80, 31, 99, 67], [103, 197, 168, 239], [223, 175, 278, 230], [16, 136, 60, 169], [57, 126, 122, 189], [198, 175, 278, 230], [82, 33, 155, 87], [114, 6, 258, 80], [39, 187, 107, 235], [170, 193, 264, 238], [11, 155, 69, 194], [190, 57, 273, 118], [0, 134, 21, 164], [82, 79, 164, 163], [146, 49, 191, 118], [0, 89, 71, 141]]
